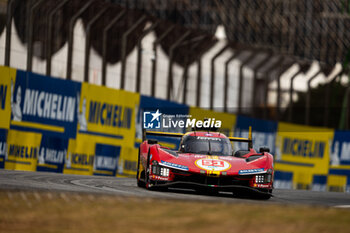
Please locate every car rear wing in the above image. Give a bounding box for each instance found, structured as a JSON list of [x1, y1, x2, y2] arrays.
[[228, 126, 253, 149], [142, 130, 184, 141], [143, 126, 253, 149]]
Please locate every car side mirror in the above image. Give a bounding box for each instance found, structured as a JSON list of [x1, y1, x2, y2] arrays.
[[179, 144, 185, 152], [259, 147, 270, 153]]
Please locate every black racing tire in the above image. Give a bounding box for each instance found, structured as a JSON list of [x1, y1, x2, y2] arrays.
[[136, 148, 145, 188], [145, 149, 152, 190], [137, 171, 146, 188], [136, 148, 141, 180]]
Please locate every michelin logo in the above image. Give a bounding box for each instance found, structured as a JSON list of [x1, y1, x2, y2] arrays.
[[143, 109, 161, 129], [12, 84, 77, 122], [38, 147, 66, 165], [94, 156, 118, 170], [330, 140, 350, 166]]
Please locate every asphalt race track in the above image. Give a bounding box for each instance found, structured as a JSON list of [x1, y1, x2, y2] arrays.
[[1, 170, 350, 207]]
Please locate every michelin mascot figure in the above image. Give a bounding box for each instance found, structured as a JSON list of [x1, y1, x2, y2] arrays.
[[77, 94, 87, 131], [11, 79, 22, 122]]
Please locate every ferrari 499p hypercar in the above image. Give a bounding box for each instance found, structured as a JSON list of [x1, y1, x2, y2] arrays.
[[137, 129, 274, 199]]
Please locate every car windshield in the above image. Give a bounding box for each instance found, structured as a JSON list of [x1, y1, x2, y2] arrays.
[[180, 136, 232, 156]]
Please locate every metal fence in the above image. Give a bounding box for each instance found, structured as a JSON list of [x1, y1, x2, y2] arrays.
[[1, 0, 349, 129]]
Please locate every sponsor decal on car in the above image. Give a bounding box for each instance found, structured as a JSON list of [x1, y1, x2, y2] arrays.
[[160, 160, 189, 171], [195, 158, 231, 172], [196, 136, 221, 141], [238, 168, 265, 175], [151, 175, 170, 181], [254, 183, 271, 188]]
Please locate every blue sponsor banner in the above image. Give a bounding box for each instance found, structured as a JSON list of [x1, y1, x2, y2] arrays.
[[140, 95, 189, 116], [137, 96, 189, 149], [93, 143, 121, 176], [0, 129, 7, 168], [10, 70, 81, 139], [273, 170, 293, 189], [330, 131, 350, 166], [312, 175, 327, 191], [37, 135, 68, 173], [234, 115, 277, 154]]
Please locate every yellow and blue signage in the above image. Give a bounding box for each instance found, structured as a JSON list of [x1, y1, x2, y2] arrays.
[[0, 129, 7, 168], [62, 82, 140, 176], [274, 122, 334, 189], [312, 175, 327, 191], [94, 143, 120, 176], [1, 65, 350, 192], [234, 115, 277, 153], [330, 131, 350, 166], [10, 70, 81, 138], [0, 66, 16, 129], [64, 137, 95, 176], [329, 131, 350, 192], [274, 170, 293, 189], [36, 135, 68, 173], [78, 83, 138, 147], [5, 129, 42, 171]]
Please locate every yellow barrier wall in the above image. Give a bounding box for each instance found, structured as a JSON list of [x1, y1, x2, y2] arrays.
[[64, 82, 139, 176], [275, 122, 334, 189], [0, 66, 16, 129]]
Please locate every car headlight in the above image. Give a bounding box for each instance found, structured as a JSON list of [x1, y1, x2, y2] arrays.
[[255, 175, 265, 184], [255, 173, 272, 184], [151, 163, 170, 177], [160, 167, 169, 177]]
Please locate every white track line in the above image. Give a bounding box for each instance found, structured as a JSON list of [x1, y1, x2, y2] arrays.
[[334, 205, 350, 208]]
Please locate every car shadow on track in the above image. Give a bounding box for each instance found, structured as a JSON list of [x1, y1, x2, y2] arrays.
[[153, 187, 272, 201]]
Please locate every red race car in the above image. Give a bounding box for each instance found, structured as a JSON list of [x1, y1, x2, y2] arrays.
[[137, 128, 274, 199]]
